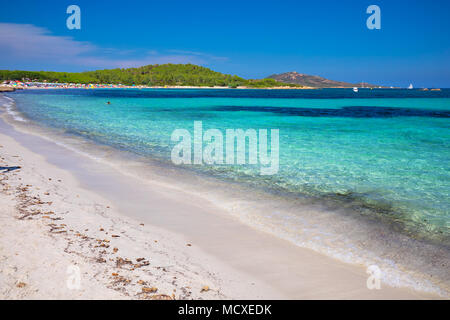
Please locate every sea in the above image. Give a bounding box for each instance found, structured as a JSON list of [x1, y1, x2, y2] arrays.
[[1, 88, 449, 295]]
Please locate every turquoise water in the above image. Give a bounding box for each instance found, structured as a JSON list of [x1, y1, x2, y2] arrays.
[[5, 89, 450, 243]]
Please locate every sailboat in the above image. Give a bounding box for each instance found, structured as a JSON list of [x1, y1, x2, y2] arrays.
[[408, 83, 413, 89]]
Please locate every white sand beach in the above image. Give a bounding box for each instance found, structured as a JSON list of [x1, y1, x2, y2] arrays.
[[0, 97, 444, 300]]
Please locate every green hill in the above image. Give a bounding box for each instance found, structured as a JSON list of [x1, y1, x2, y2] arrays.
[[0, 64, 301, 88]]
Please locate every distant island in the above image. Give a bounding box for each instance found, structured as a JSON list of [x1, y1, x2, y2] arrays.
[[268, 71, 382, 88]]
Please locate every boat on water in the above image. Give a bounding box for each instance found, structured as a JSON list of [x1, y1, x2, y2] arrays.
[[353, 87, 358, 93], [408, 83, 414, 89]]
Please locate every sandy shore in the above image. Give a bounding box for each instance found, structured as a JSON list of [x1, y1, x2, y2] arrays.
[[0, 129, 280, 299], [0, 98, 444, 299]]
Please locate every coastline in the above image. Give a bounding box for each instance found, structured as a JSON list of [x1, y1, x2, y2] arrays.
[[0, 117, 277, 300], [2, 84, 315, 90], [0, 93, 447, 299]]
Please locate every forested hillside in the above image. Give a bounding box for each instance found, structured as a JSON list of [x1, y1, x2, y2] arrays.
[[0, 64, 300, 88]]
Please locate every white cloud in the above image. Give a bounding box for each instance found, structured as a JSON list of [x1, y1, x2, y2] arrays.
[[0, 23, 225, 69]]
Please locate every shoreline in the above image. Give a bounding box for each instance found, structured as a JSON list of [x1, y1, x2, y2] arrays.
[[1, 84, 315, 91], [0, 117, 277, 300], [0, 93, 447, 299]]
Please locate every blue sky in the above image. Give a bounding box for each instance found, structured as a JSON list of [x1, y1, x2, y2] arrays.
[[1, 0, 449, 87]]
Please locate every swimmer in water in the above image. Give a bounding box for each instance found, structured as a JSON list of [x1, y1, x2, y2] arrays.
[[106, 101, 111, 105]]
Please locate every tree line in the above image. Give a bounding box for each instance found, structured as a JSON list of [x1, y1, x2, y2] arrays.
[[0, 64, 301, 88]]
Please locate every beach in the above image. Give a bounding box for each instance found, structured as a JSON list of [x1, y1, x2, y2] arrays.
[[0, 91, 448, 299], [1, 0, 450, 306], [0, 111, 440, 300], [0, 122, 276, 299], [0, 82, 314, 90]]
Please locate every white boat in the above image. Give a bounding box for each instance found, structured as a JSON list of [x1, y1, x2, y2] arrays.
[[353, 87, 358, 93], [408, 83, 413, 89]]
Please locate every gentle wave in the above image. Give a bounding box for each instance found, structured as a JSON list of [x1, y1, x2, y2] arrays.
[[0, 95, 28, 122]]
